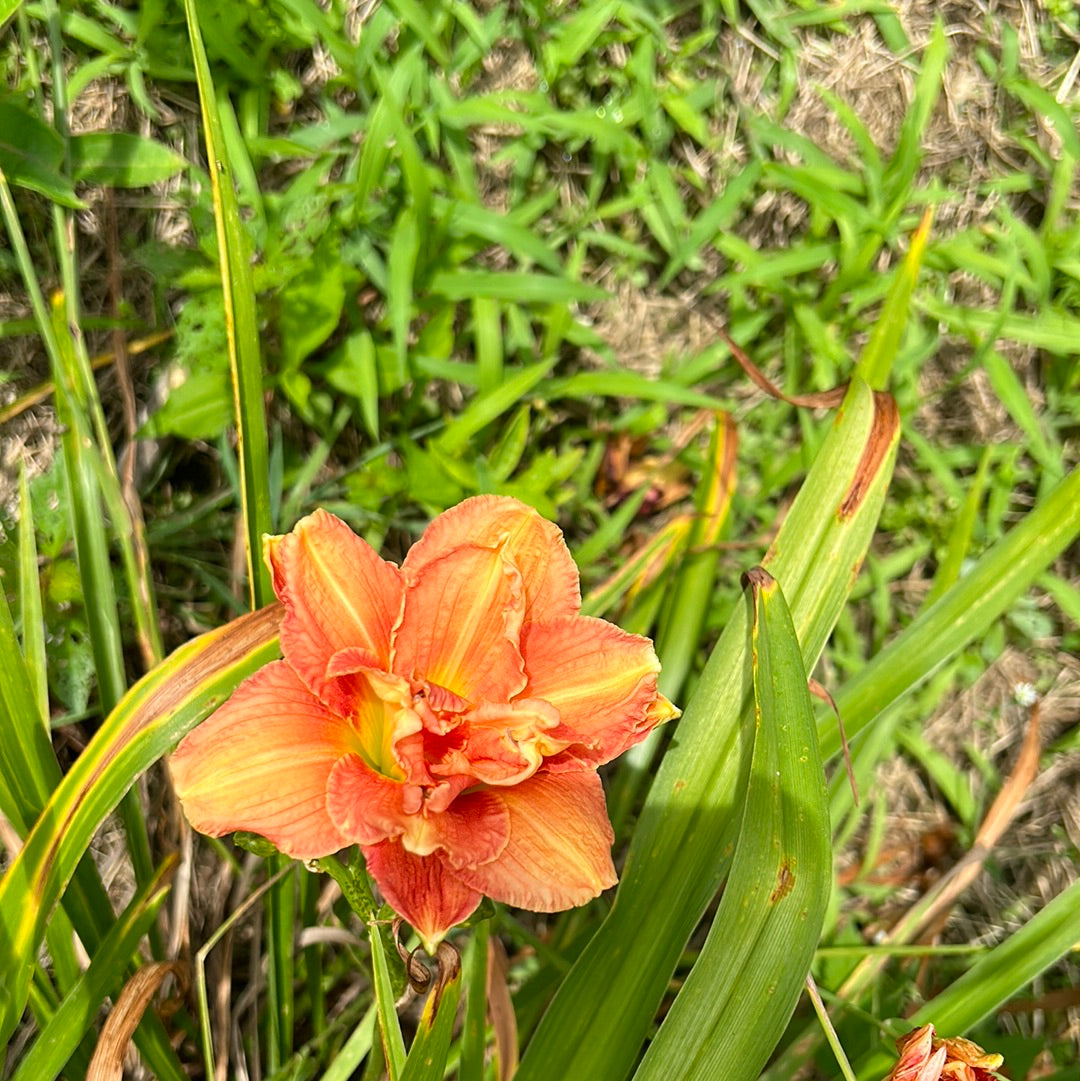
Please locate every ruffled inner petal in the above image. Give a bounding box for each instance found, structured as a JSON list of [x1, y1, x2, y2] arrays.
[[327, 756, 510, 864], [520, 616, 676, 768], [401, 495, 581, 625], [265, 510, 403, 696], [363, 842, 482, 953], [322, 653, 422, 779], [455, 771, 616, 911], [430, 699, 568, 786], [394, 543, 527, 703], [326, 753, 420, 846], [170, 660, 351, 860]]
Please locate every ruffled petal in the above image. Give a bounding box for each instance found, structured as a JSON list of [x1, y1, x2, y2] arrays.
[[170, 661, 351, 860], [394, 544, 526, 703], [430, 699, 567, 786], [886, 1026, 948, 1081], [265, 510, 403, 695], [326, 753, 421, 846], [402, 495, 580, 624], [363, 842, 483, 952], [322, 652, 422, 779], [327, 755, 510, 863], [455, 771, 616, 910], [520, 617, 677, 768]]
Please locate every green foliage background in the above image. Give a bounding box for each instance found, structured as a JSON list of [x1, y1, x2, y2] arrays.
[[1, 0, 1079, 1078]]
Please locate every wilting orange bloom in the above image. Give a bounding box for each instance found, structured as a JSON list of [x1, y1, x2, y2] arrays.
[[171, 496, 677, 949], [883, 1024, 1004, 1081]]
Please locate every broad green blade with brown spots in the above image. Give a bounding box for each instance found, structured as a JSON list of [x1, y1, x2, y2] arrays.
[[516, 372, 899, 1081], [634, 569, 831, 1081]]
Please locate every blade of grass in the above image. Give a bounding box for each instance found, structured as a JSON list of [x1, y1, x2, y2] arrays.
[[369, 923, 406, 1081], [16, 465, 48, 723], [38, 0, 163, 673], [923, 445, 992, 608], [388, 206, 420, 387], [194, 862, 294, 1080], [458, 921, 490, 1081], [2, 157, 157, 903], [10, 860, 174, 1081], [399, 961, 463, 1081], [857, 209, 932, 390], [183, 0, 272, 608], [437, 359, 556, 456], [46, 294, 158, 906], [819, 464, 1080, 761], [322, 1006, 377, 1081]]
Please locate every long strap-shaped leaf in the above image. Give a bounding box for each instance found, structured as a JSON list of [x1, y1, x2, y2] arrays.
[[0, 604, 283, 1047], [400, 962, 464, 1081], [634, 569, 831, 1081], [821, 461, 1080, 759], [516, 375, 899, 1081], [10, 859, 175, 1081], [182, 0, 272, 608]]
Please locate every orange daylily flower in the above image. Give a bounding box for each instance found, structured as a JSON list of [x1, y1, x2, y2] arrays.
[[171, 496, 678, 950], [883, 1024, 1004, 1081]]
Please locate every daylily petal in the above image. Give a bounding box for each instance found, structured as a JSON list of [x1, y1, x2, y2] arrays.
[[325, 754, 421, 846], [940, 1036, 1003, 1076], [456, 771, 616, 910], [402, 495, 580, 624], [322, 652, 422, 779], [430, 699, 567, 786], [363, 841, 483, 952], [170, 661, 350, 860], [886, 1027, 949, 1081], [265, 510, 403, 695], [327, 755, 510, 863], [520, 616, 677, 767], [394, 544, 526, 702]]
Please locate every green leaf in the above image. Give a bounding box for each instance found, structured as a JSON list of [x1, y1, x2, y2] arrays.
[[0, 564, 59, 831], [516, 378, 899, 1081], [820, 464, 1080, 761], [16, 466, 48, 723], [400, 964, 464, 1081], [437, 360, 555, 456], [10, 861, 174, 1081], [184, 0, 272, 609], [326, 331, 380, 439], [138, 366, 233, 440], [369, 921, 406, 1080], [857, 209, 931, 389], [634, 570, 831, 1081], [68, 132, 187, 187], [278, 233, 346, 369], [542, 0, 618, 78], [388, 206, 420, 385], [0, 101, 83, 208], [0, 0, 26, 29], [0, 605, 283, 1046], [428, 269, 606, 305]]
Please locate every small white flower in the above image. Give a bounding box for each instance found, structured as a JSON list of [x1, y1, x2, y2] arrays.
[[1013, 681, 1038, 707]]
